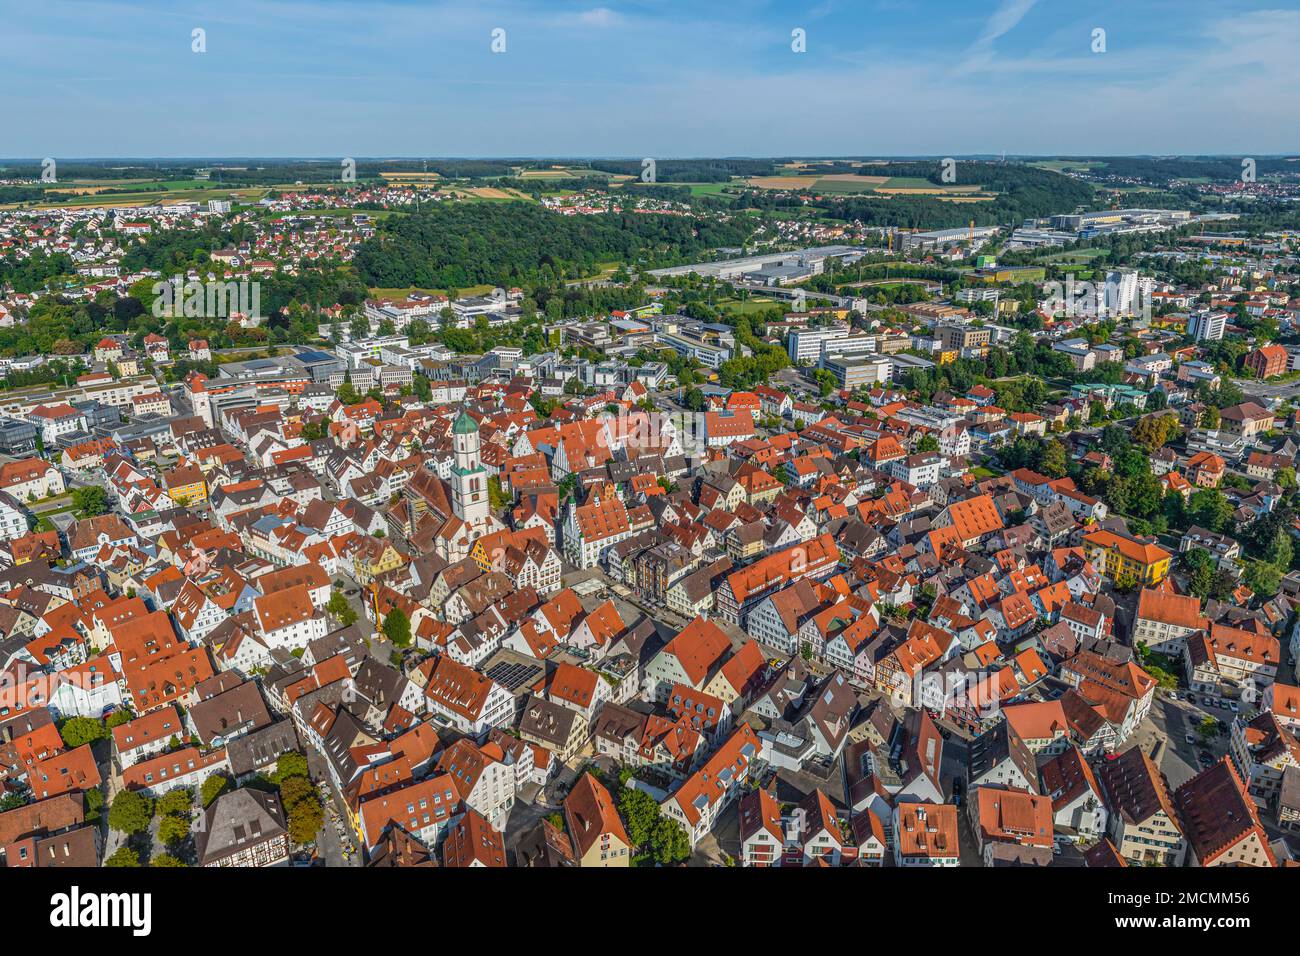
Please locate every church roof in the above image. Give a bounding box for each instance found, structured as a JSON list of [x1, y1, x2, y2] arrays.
[[453, 411, 479, 435]]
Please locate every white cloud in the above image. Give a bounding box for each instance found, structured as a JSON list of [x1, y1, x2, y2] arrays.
[[575, 7, 621, 27], [975, 0, 1041, 48]]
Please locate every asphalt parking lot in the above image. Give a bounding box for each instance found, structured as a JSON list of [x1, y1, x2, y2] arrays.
[[1136, 694, 1235, 790]]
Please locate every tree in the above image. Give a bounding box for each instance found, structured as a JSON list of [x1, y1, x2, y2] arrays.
[[650, 817, 691, 865], [1209, 568, 1238, 602], [1040, 439, 1068, 478], [280, 774, 316, 810], [287, 797, 324, 844], [107, 790, 153, 835], [158, 813, 191, 847], [105, 846, 142, 867], [1187, 557, 1215, 600], [200, 773, 230, 807], [1188, 488, 1233, 534], [271, 751, 309, 785], [682, 387, 706, 412], [1132, 414, 1180, 452], [58, 716, 107, 748], [336, 381, 361, 407], [915, 434, 939, 453], [1244, 561, 1281, 597], [105, 708, 135, 729], [325, 591, 352, 623], [70, 486, 109, 517], [617, 787, 662, 848], [155, 788, 193, 818], [1197, 716, 1218, 743], [325, 589, 358, 628], [383, 607, 412, 647], [813, 369, 837, 397], [151, 853, 186, 867]]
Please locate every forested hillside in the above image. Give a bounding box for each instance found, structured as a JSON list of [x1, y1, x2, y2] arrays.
[[354, 201, 752, 288], [818, 161, 1095, 228]]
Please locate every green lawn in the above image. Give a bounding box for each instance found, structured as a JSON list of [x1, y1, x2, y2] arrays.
[[685, 182, 733, 196], [718, 297, 782, 315], [368, 284, 495, 299], [1042, 249, 1106, 263]]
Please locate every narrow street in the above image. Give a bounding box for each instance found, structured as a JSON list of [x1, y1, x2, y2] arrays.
[[304, 745, 360, 867]]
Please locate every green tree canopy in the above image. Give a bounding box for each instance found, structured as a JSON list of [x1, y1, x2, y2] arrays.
[[105, 846, 142, 867], [271, 751, 310, 785], [617, 787, 662, 848], [107, 790, 153, 835], [58, 716, 107, 749], [158, 813, 191, 847], [200, 773, 231, 807], [650, 817, 691, 865], [382, 607, 412, 647], [155, 788, 194, 818]]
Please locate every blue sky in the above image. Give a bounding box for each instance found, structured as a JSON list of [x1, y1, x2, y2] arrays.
[[2, 0, 1298, 157]]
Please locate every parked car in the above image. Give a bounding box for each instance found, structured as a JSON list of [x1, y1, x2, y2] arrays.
[[1228, 701, 1239, 713], [1185, 733, 1196, 744]]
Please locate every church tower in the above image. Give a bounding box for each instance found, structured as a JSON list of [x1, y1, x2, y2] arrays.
[[451, 411, 489, 526]]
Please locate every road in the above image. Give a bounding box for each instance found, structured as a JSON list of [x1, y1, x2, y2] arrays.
[[1136, 694, 1233, 790], [304, 745, 361, 867], [1235, 377, 1300, 402], [329, 572, 397, 664], [501, 792, 559, 864], [29, 492, 76, 515]]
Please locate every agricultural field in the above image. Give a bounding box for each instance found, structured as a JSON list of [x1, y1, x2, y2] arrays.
[[1030, 160, 1106, 173], [745, 175, 820, 190], [518, 165, 633, 182], [745, 171, 996, 201], [805, 174, 890, 194], [379, 171, 442, 182], [0, 182, 267, 210], [456, 185, 533, 201]]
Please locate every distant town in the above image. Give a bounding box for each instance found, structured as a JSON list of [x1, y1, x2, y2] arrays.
[[0, 151, 1298, 875]]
